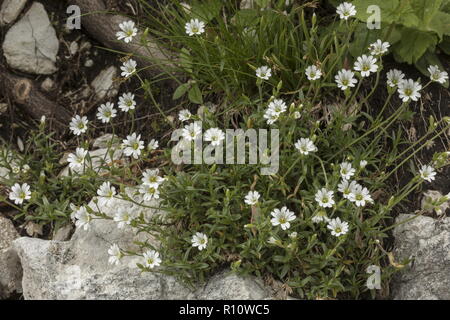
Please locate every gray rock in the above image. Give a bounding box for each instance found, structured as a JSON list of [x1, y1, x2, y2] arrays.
[[0, 216, 22, 298], [2, 2, 59, 74], [421, 190, 449, 216], [40, 77, 54, 92], [90, 66, 120, 100], [52, 224, 73, 241], [13, 217, 274, 300], [391, 214, 450, 300], [0, 0, 27, 25]]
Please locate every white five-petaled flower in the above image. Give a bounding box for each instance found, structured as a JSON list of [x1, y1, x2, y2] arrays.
[[204, 128, 225, 146], [116, 20, 138, 43], [185, 18, 206, 36], [340, 162, 356, 180], [97, 182, 116, 207], [244, 191, 261, 206], [69, 115, 89, 136], [122, 133, 144, 159], [311, 210, 330, 223], [315, 188, 335, 208], [96, 102, 117, 123], [9, 183, 31, 205], [270, 206, 296, 230], [337, 180, 359, 200], [348, 184, 373, 207], [336, 2, 356, 20], [267, 99, 287, 114], [386, 69, 405, 88], [335, 69, 357, 90], [114, 206, 136, 229], [359, 160, 368, 168], [139, 184, 160, 201], [427, 65, 449, 84], [120, 59, 137, 78], [327, 217, 349, 237], [143, 250, 162, 269], [295, 138, 317, 155], [264, 109, 280, 125], [305, 65, 322, 81], [68, 147, 89, 170], [142, 168, 165, 189], [398, 79, 422, 102], [148, 139, 159, 151], [191, 232, 208, 250], [369, 40, 390, 56], [74, 206, 91, 231], [108, 244, 122, 265], [178, 109, 192, 122], [419, 165, 436, 182], [182, 122, 202, 141], [354, 55, 378, 77], [118, 92, 136, 112], [255, 66, 272, 80]]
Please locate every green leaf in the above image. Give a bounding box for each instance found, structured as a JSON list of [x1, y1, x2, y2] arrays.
[[188, 84, 203, 104], [393, 28, 438, 64], [428, 11, 450, 39], [255, 0, 271, 8], [190, 0, 222, 22], [438, 36, 450, 54], [173, 83, 190, 100]]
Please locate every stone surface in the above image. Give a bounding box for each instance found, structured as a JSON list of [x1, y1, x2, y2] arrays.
[[52, 224, 73, 241], [2, 2, 59, 74], [391, 214, 450, 300], [0, 0, 27, 25], [12, 216, 273, 300], [421, 190, 449, 216], [90, 66, 120, 100], [0, 216, 22, 298]]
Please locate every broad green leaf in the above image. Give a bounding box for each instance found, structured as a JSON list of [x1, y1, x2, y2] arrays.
[[255, 0, 271, 8], [438, 36, 450, 54], [190, 0, 222, 22], [188, 84, 203, 104], [393, 28, 438, 63], [172, 83, 190, 100], [410, 0, 442, 25], [429, 11, 450, 39], [231, 9, 259, 27]]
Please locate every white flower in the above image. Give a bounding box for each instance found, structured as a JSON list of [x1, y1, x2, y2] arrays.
[[120, 59, 137, 78], [97, 182, 116, 207], [354, 55, 378, 77], [118, 92, 136, 112], [143, 250, 162, 269], [428, 65, 449, 84], [327, 217, 349, 237], [359, 160, 368, 168], [419, 165, 436, 182], [182, 122, 202, 141], [67, 147, 88, 170], [270, 206, 296, 230], [255, 66, 272, 80], [398, 79, 422, 102], [293, 111, 301, 119], [340, 162, 355, 180], [122, 133, 144, 159], [108, 244, 122, 265], [369, 40, 390, 56], [348, 184, 373, 207], [386, 69, 405, 88], [295, 138, 317, 155], [191, 232, 208, 250], [244, 191, 261, 206], [315, 188, 335, 208], [148, 139, 159, 151], [336, 2, 356, 20], [289, 232, 298, 239], [142, 168, 165, 188], [338, 180, 359, 200], [335, 69, 357, 90], [267, 99, 287, 115], [116, 20, 138, 43], [204, 128, 225, 146], [263, 109, 280, 125], [114, 206, 136, 229], [178, 109, 192, 122], [74, 206, 91, 231], [139, 184, 160, 201], [9, 183, 31, 205], [267, 236, 278, 245], [96, 102, 117, 123], [185, 19, 205, 36], [305, 65, 322, 81], [311, 211, 330, 223], [69, 115, 88, 136]]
